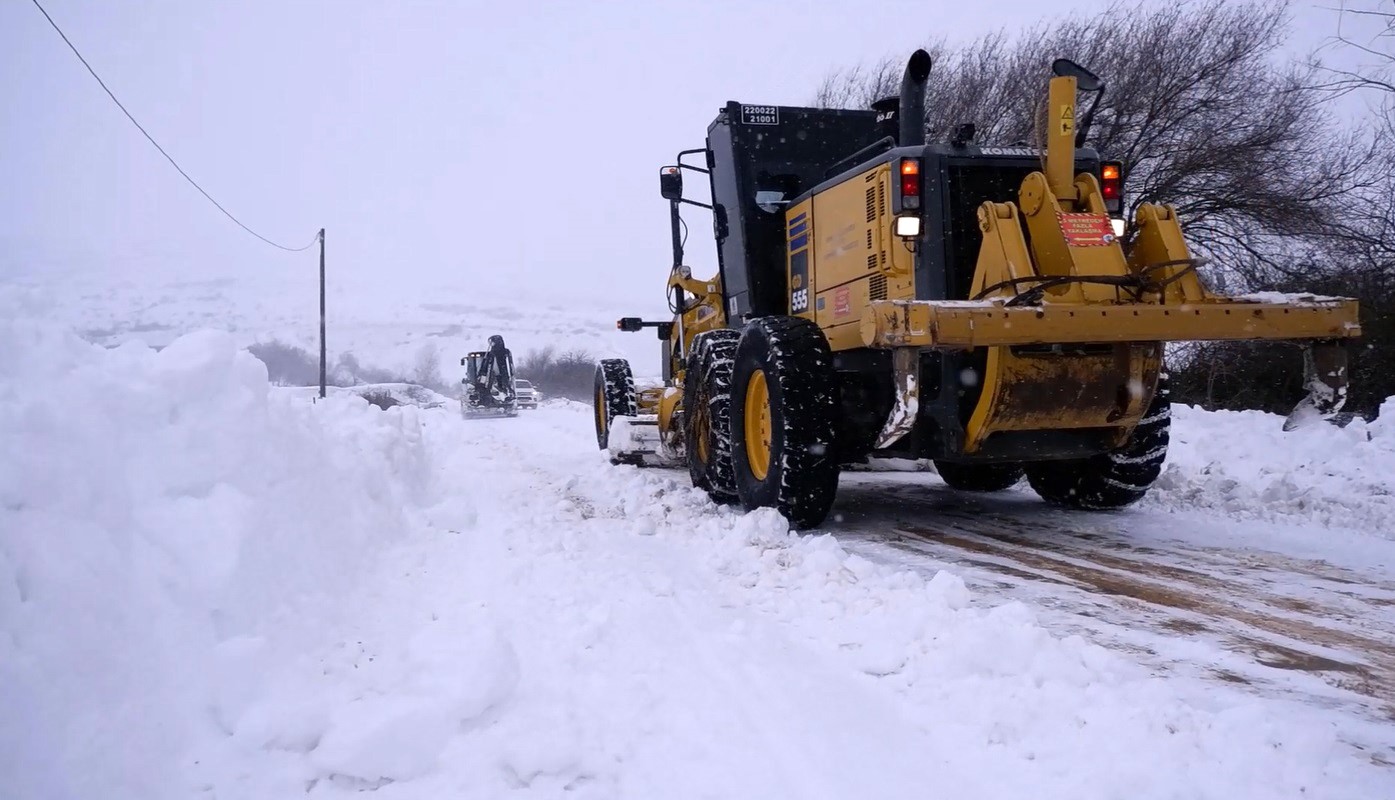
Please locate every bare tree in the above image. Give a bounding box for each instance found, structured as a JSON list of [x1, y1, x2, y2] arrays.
[[413, 342, 446, 393], [516, 347, 598, 401], [1302, 0, 1395, 414], [817, 1, 1378, 285], [815, 49, 939, 109], [1311, 0, 1395, 102]]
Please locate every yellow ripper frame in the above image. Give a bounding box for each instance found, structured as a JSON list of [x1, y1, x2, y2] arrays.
[[861, 68, 1361, 453]]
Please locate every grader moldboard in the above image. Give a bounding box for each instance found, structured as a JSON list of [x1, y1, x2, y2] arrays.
[[593, 50, 1361, 530]]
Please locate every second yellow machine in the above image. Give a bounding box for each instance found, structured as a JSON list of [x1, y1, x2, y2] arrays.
[[594, 51, 1360, 529]]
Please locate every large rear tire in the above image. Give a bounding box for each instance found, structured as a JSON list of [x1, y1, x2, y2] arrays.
[[1024, 379, 1171, 509], [593, 359, 636, 450], [685, 329, 742, 502], [933, 460, 1024, 492], [730, 317, 840, 530]]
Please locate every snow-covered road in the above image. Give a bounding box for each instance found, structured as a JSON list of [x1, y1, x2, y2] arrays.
[[832, 476, 1395, 731], [3, 325, 1393, 799]]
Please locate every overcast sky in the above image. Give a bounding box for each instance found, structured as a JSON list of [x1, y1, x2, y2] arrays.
[[0, 0, 1374, 314]]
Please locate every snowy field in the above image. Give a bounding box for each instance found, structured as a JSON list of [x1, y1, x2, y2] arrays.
[[3, 269, 664, 382], [3, 292, 1394, 798]]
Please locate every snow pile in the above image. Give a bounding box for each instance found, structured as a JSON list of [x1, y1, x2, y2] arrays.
[[0, 318, 436, 800], [1149, 401, 1395, 533]]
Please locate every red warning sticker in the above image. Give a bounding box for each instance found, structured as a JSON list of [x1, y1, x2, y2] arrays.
[[833, 286, 852, 318], [1058, 213, 1116, 247]]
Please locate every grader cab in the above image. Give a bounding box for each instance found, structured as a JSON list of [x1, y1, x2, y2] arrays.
[[594, 50, 1360, 529]]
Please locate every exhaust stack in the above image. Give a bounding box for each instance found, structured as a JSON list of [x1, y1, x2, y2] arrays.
[[898, 49, 932, 147]]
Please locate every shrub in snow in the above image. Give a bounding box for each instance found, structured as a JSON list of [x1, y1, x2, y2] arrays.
[[360, 389, 401, 410]]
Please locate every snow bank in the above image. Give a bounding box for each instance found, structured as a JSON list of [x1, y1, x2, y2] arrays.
[[0, 318, 436, 800], [1148, 401, 1395, 533]]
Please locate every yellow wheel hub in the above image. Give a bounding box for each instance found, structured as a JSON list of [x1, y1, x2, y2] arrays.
[[743, 369, 772, 481]]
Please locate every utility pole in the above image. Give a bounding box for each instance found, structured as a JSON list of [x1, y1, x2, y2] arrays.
[[319, 228, 327, 399]]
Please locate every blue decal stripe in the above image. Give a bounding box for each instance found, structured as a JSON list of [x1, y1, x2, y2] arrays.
[[788, 222, 807, 237], [790, 212, 807, 224], [789, 234, 809, 251]]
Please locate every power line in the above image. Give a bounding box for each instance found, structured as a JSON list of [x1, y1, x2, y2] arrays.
[[29, 0, 319, 252]]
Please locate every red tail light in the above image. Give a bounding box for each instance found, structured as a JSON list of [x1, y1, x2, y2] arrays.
[[1100, 161, 1123, 212], [899, 158, 921, 210]]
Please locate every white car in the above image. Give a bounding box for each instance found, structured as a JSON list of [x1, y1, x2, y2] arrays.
[[513, 379, 538, 409]]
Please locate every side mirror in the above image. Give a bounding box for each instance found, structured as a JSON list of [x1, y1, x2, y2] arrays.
[[755, 191, 788, 214], [459, 357, 466, 366], [1051, 58, 1104, 93], [659, 166, 683, 201]]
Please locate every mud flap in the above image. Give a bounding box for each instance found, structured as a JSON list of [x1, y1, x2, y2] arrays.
[[1283, 342, 1349, 431], [874, 347, 920, 449]]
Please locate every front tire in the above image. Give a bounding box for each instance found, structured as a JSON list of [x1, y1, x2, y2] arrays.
[[684, 329, 742, 502], [593, 359, 636, 450], [1024, 379, 1171, 509], [730, 317, 840, 530]]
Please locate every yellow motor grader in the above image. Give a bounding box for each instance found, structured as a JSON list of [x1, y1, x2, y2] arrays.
[[594, 50, 1360, 529]]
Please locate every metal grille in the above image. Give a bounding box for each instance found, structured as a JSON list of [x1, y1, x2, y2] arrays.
[[867, 254, 878, 270], [869, 274, 887, 300], [866, 230, 873, 250], [865, 187, 876, 222]]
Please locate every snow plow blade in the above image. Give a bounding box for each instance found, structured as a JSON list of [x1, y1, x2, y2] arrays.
[[460, 396, 521, 418], [461, 404, 518, 420], [606, 415, 682, 467]]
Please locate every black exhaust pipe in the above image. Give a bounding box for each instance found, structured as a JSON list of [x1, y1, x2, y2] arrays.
[[899, 49, 932, 148]]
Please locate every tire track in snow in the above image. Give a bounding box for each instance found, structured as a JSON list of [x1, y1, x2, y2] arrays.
[[828, 476, 1395, 728], [891, 524, 1395, 710]]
